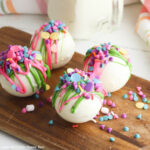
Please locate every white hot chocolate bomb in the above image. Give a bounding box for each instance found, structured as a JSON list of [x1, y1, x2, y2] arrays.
[[0, 45, 51, 97], [30, 20, 75, 70], [83, 43, 132, 92], [52, 68, 107, 123]]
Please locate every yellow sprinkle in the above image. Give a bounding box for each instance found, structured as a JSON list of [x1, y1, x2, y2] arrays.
[[78, 85, 84, 92], [50, 32, 59, 40], [136, 102, 144, 109], [41, 31, 50, 39], [6, 58, 12, 61], [46, 84, 50, 90], [120, 48, 127, 56], [36, 54, 42, 61], [67, 68, 74, 73]]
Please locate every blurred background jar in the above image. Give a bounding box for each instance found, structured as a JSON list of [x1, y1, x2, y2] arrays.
[[48, 0, 124, 39]]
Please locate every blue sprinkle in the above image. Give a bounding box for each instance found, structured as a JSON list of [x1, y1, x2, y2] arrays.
[[102, 47, 106, 51], [6, 69, 11, 74], [142, 98, 147, 103], [103, 115, 108, 121], [93, 78, 101, 84], [23, 46, 28, 53], [99, 117, 104, 122], [48, 120, 53, 125], [34, 94, 39, 99], [143, 104, 149, 110], [107, 92, 111, 97], [55, 86, 60, 92], [66, 76, 71, 82], [0, 60, 3, 65], [11, 84, 16, 90], [123, 126, 129, 132], [76, 88, 80, 93], [71, 73, 81, 82], [60, 76, 63, 81], [19, 58, 24, 62], [108, 114, 113, 120], [136, 114, 142, 119], [88, 49, 92, 53], [49, 20, 54, 25], [100, 63, 104, 68], [24, 53, 29, 58], [16, 68, 19, 72], [31, 51, 41, 54], [132, 92, 137, 97], [109, 137, 115, 142], [123, 94, 128, 99], [96, 47, 101, 50], [44, 24, 51, 31], [89, 66, 93, 71], [134, 133, 140, 139], [63, 74, 68, 79], [29, 56, 34, 60], [133, 96, 138, 102]]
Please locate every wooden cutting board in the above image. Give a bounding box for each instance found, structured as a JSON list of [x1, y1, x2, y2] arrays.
[[0, 27, 150, 150]]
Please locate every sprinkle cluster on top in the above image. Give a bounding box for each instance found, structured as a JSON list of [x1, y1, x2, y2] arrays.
[[0, 45, 48, 94], [55, 68, 106, 99], [44, 20, 68, 34], [84, 43, 129, 71]]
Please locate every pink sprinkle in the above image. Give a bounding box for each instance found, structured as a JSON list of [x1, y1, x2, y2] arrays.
[[94, 116, 98, 119], [121, 113, 127, 119], [36, 91, 40, 94], [111, 102, 116, 108], [136, 86, 142, 91], [22, 108, 27, 114], [100, 124, 105, 130], [128, 91, 133, 95], [103, 99, 107, 105], [107, 128, 112, 133], [47, 96, 52, 103], [129, 95, 133, 101], [138, 91, 143, 96], [113, 114, 119, 119], [142, 94, 146, 99], [107, 100, 112, 106]]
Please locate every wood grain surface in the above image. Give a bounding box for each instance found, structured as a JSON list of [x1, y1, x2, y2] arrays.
[[0, 27, 150, 150]]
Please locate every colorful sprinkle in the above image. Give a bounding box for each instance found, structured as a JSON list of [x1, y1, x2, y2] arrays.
[[121, 113, 127, 119], [123, 94, 128, 99], [134, 133, 140, 139], [107, 128, 112, 133], [48, 120, 54, 125], [123, 126, 129, 132], [143, 104, 149, 110], [136, 114, 142, 119], [136, 102, 144, 109], [109, 137, 115, 142]]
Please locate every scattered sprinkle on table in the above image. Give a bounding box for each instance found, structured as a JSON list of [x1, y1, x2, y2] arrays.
[[136, 114, 142, 119], [99, 124, 105, 130], [136, 102, 144, 109], [123, 94, 128, 99], [107, 128, 112, 133], [123, 126, 129, 132], [134, 133, 140, 139], [107, 92, 111, 97], [21, 108, 27, 114], [48, 120, 53, 125], [109, 137, 115, 142], [26, 104, 35, 112], [34, 93, 39, 99], [121, 113, 127, 119], [143, 104, 149, 110], [72, 124, 78, 128]]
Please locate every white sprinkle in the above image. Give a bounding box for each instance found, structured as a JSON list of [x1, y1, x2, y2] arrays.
[[101, 107, 109, 114], [91, 119, 97, 123], [26, 104, 35, 112], [111, 111, 115, 116]]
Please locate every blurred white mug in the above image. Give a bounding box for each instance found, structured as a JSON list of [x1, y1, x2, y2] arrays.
[[48, 0, 124, 39]]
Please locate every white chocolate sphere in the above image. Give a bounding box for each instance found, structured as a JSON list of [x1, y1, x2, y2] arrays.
[[0, 72, 38, 97], [55, 92, 103, 123], [83, 44, 132, 92], [0, 45, 50, 97], [52, 68, 106, 123], [30, 20, 76, 69]]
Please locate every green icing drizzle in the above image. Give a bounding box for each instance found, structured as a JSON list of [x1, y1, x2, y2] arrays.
[[44, 64, 51, 79], [35, 68, 46, 91], [71, 96, 84, 113], [52, 90, 61, 107], [40, 39, 44, 54], [30, 67, 41, 89], [26, 75, 34, 92]]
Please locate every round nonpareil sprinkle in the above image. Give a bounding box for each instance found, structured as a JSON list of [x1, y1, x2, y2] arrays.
[[136, 114, 142, 119], [109, 137, 115, 142], [123, 126, 129, 132], [134, 133, 140, 139], [99, 117, 104, 122], [101, 107, 109, 114], [107, 100, 112, 106], [123, 94, 128, 99], [121, 113, 127, 119], [48, 120, 54, 125], [143, 104, 149, 110], [142, 98, 147, 103]]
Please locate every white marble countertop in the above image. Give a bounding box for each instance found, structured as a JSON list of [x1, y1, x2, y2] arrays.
[[0, 3, 149, 150]]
